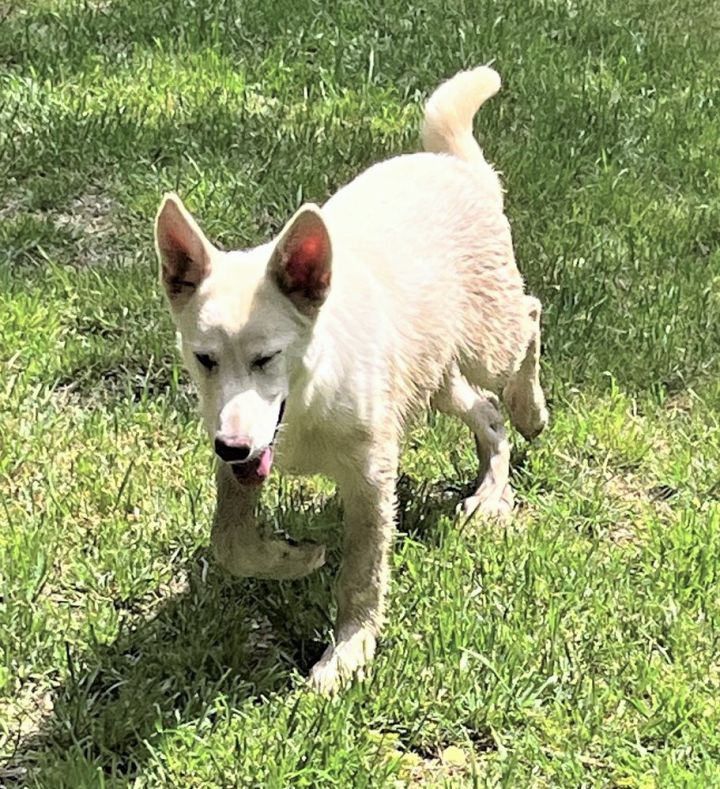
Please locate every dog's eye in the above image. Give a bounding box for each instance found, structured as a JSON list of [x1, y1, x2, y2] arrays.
[[251, 351, 280, 371], [195, 353, 217, 371]]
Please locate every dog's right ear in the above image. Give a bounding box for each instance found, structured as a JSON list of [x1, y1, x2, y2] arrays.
[[155, 193, 213, 307], [267, 204, 332, 316]]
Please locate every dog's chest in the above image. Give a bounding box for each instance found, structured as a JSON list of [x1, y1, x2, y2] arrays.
[[274, 419, 331, 477]]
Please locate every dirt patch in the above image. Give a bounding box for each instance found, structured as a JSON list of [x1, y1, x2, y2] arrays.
[[50, 189, 119, 266], [2, 185, 121, 267], [0, 683, 55, 784], [603, 469, 678, 544]]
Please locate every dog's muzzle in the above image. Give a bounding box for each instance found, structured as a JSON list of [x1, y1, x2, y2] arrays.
[[221, 399, 286, 486]]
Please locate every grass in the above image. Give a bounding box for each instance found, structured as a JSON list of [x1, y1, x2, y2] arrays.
[[1, 0, 719, 785]]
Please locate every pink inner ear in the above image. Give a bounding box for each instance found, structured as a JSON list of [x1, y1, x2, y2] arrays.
[[284, 231, 331, 296], [297, 236, 322, 264], [157, 203, 209, 297], [165, 229, 185, 253], [161, 228, 195, 279]]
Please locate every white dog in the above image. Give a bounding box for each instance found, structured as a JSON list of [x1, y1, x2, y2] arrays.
[[155, 66, 548, 692]]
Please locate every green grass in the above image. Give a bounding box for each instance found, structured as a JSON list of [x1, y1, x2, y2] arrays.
[[1, 0, 719, 785]]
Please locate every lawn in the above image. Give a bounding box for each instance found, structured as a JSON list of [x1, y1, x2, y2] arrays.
[[1, 0, 719, 785]]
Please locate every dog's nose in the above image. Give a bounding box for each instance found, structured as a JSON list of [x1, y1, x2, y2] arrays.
[[214, 435, 252, 463]]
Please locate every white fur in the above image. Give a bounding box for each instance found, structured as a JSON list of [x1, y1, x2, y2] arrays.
[[156, 66, 548, 693]]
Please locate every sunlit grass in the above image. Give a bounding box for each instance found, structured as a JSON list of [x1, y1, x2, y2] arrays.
[[1, 0, 719, 784]]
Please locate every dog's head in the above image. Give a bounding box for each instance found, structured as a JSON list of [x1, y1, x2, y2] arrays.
[[155, 193, 331, 485]]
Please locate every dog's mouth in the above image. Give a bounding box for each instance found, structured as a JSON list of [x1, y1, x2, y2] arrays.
[[230, 399, 286, 486], [230, 447, 274, 486]]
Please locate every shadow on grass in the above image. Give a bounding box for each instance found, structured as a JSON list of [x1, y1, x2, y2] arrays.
[[0, 0, 283, 77], [5, 476, 461, 785], [3, 546, 333, 784]]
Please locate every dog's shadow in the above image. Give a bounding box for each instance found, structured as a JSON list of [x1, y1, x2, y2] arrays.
[[4, 546, 338, 784], [4, 477, 463, 784]]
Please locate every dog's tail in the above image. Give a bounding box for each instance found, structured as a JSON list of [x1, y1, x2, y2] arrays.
[[422, 66, 501, 166]]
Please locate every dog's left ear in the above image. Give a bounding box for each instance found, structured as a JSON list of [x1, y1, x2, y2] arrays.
[[155, 193, 214, 307], [267, 204, 332, 315]]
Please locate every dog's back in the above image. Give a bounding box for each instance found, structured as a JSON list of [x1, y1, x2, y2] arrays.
[[312, 67, 534, 426]]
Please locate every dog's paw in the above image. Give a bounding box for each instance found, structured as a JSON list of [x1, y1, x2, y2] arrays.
[[513, 393, 549, 441], [269, 540, 327, 580], [522, 401, 549, 441], [458, 483, 514, 521], [504, 380, 549, 441], [214, 534, 326, 580], [308, 627, 376, 695]]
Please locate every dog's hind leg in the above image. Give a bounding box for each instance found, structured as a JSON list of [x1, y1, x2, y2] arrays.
[[503, 296, 549, 441], [211, 462, 325, 580], [433, 364, 513, 518]]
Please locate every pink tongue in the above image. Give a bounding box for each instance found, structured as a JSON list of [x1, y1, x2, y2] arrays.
[[257, 446, 273, 479]]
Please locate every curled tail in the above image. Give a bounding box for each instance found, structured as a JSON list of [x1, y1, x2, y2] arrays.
[[422, 66, 501, 166]]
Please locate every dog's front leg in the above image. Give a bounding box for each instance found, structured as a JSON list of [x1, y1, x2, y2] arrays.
[[211, 462, 325, 580], [310, 448, 396, 693]]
